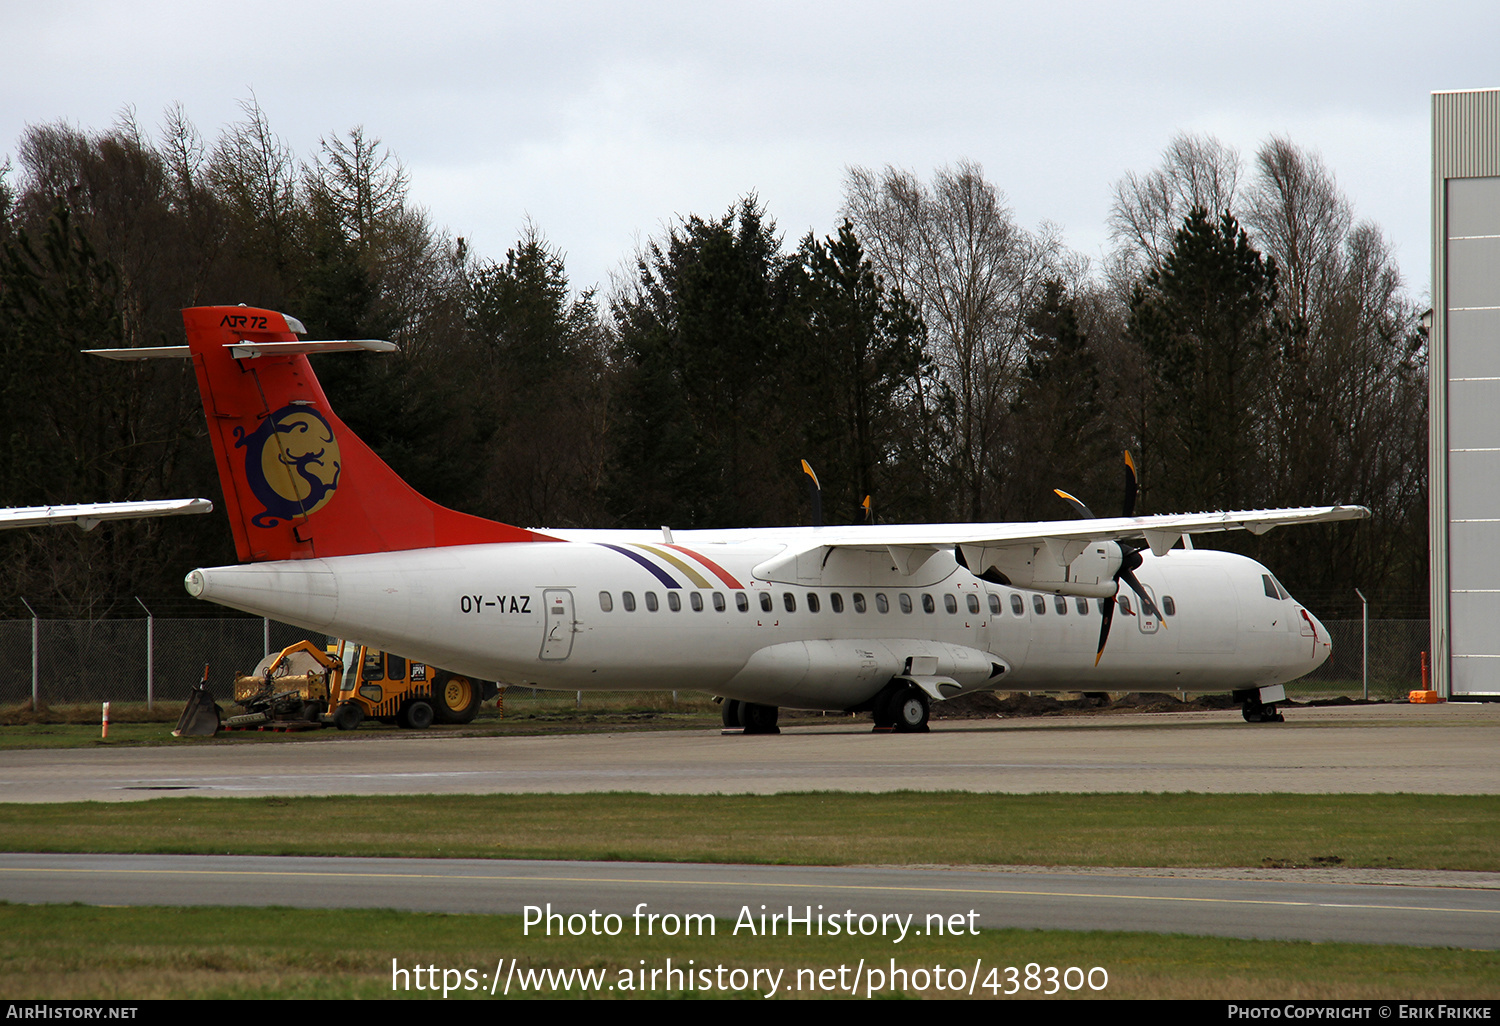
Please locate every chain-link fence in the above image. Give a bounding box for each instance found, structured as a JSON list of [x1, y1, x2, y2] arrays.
[[0, 617, 325, 707], [0, 614, 1432, 709], [1289, 619, 1431, 701]]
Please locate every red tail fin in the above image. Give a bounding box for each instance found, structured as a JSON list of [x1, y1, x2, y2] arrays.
[[182, 306, 545, 562]]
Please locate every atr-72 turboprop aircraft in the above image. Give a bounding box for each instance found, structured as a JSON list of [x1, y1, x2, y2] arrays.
[[90, 306, 1366, 733]]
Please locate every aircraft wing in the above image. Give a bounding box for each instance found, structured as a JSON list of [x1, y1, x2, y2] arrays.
[[753, 505, 1370, 580], [0, 498, 214, 532]]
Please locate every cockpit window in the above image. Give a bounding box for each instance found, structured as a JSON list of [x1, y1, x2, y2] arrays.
[[1262, 574, 1289, 600]]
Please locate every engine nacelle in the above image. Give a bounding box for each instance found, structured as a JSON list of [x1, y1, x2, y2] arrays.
[[958, 539, 1122, 599]]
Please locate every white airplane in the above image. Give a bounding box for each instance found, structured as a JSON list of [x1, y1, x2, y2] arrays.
[[89, 306, 1365, 732], [0, 498, 212, 531]]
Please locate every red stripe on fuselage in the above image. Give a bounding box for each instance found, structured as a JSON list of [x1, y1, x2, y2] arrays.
[[665, 544, 744, 589]]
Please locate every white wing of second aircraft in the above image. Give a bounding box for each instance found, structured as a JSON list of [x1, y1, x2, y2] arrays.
[[0, 498, 213, 532]]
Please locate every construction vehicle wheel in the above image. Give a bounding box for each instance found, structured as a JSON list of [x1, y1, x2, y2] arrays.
[[432, 673, 482, 724], [332, 702, 364, 731], [405, 699, 435, 730]]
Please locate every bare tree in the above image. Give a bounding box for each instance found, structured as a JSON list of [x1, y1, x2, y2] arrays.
[[1109, 133, 1241, 273], [843, 160, 1057, 520], [206, 94, 300, 299]]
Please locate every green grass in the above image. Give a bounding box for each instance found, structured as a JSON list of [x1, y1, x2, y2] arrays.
[[2, 793, 1495, 870], [0, 904, 1493, 1000]]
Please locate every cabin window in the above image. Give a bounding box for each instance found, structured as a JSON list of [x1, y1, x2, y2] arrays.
[[690, 592, 704, 612], [645, 592, 659, 612], [830, 593, 844, 613], [921, 593, 935, 613], [853, 593, 867, 613], [1162, 595, 1176, 616], [947, 594, 961, 614], [759, 592, 774, 612], [1118, 595, 1133, 616], [714, 592, 727, 612], [736, 592, 749, 612], [876, 593, 890, 614], [806, 593, 820, 613], [1010, 594, 1023, 616], [1076, 597, 1089, 614], [784, 592, 797, 613], [387, 655, 406, 680], [1263, 574, 1279, 599], [622, 591, 636, 612], [668, 592, 682, 612], [1033, 594, 1046, 615], [362, 649, 385, 681], [967, 594, 981, 615], [598, 591, 613, 612], [899, 593, 913, 614], [1054, 595, 1068, 614]]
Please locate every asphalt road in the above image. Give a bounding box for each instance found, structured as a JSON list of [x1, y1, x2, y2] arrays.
[[2, 853, 1497, 949], [2, 704, 1495, 802]]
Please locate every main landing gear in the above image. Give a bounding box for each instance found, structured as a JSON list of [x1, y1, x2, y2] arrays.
[[720, 698, 780, 734], [872, 683, 930, 733], [718, 681, 932, 736]]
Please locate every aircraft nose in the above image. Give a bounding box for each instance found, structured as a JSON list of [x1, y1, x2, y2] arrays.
[[1302, 607, 1332, 670]]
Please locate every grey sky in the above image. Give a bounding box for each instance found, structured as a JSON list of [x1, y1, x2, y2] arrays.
[[4, 1, 1495, 300]]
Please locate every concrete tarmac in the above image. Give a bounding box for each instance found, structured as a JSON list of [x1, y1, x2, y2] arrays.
[[1, 703, 1495, 803]]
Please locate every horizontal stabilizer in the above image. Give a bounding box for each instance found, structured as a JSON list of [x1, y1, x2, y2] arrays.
[[86, 339, 396, 361], [0, 498, 212, 531]]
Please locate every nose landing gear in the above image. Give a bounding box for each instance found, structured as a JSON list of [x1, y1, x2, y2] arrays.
[[1234, 687, 1287, 723]]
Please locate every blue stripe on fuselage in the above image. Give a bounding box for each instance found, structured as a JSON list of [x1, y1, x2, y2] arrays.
[[597, 542, 681, 588]]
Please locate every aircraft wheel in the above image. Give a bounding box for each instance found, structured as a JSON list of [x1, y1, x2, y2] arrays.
[[720, 698, 742, 729], [405, 699, 435, 730], [892, 686, 930, 732], [332, 702, 364, 731], [739, 702, 780, 735], [433, 673, 482, 724]]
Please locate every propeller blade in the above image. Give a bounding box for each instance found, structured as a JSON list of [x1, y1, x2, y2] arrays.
[[801, 460, 822, 528], [1119, 566, 1165, 623], [1122, 450, 1138, 518], [1095, 591, 1115, 666], [1053, 488, 1096, 519]]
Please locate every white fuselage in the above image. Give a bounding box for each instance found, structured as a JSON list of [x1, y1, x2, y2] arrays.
[[185, 528, 1331, 711]]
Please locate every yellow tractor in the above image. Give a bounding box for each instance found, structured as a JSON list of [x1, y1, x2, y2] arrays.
[[221, 639, 486, 732]]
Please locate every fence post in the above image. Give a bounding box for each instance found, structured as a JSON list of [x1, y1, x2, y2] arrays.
[[136, 597, 154, 710], [21, 597, 38, 709], [263, 617, 271, 658], [1354, 589, 1368, 701]]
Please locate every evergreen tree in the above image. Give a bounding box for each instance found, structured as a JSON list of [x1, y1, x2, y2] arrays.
[[1128, 207, 1282, 512], [799, 220, 929, 523], [610, 197, 807, 529]]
